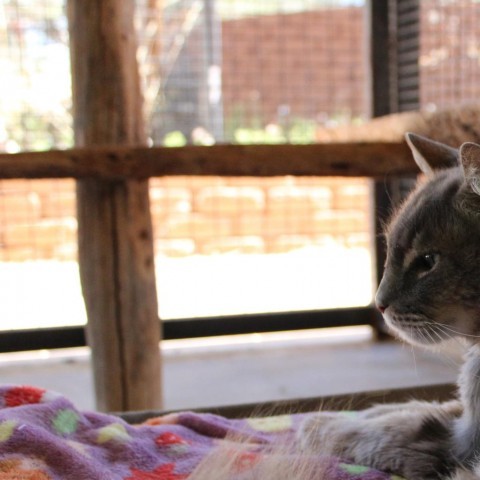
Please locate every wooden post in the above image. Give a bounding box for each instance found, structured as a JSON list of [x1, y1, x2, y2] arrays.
[[67, 0, 162, 411]]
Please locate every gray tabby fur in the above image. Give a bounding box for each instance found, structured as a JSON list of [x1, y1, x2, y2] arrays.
[[300, 133, 480, 479], [189, 134, 480, 479]]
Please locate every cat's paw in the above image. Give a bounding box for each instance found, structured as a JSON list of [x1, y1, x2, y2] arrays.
[[358, 400, 462, 420], [297, 409, 455, 480], [297, 412, 360, 457]]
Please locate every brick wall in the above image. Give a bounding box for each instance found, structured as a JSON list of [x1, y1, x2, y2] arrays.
[[0, 177, 370, 261], [6, 3, 449, 261], [0, 179, 77, 261], [155, 6, 366, 142], [150, 176, 370, 257], [221, 7, 366, 128]]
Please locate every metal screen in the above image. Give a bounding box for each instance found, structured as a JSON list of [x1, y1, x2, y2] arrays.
[[137, 0, 374, 319], [419, 0, 480, 110], [0, 0, 375, 332], [136, 0, 366, 146]]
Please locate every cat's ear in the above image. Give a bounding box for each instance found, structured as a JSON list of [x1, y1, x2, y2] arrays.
[[459, 142, 480, 196], [405, 132, 458, 176]]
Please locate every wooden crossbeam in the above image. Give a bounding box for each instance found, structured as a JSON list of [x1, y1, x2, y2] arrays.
[[0, 141, 418, 180]]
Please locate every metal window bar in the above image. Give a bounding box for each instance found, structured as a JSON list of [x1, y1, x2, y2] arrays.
[[370, 0, 420, 339]]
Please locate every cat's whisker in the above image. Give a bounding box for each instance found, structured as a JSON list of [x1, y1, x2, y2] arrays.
[[417, 327, 432, 345], [409, 343, 418, 374], [426, 324, 444, 344], [434, 322, 480, 339], [431, 323, 460, 343], [427, 322, 453, 341], [420, 325, 433, 344], [426, 324, 470, 362], [427, 328, 464, 370], [427, 326, 442, 346]]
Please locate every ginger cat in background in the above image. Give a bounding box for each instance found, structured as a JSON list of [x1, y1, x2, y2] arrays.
[[316, 104, 480, 148]]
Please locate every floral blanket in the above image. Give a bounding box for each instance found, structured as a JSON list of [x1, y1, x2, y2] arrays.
[[0, 385, 405, 480]]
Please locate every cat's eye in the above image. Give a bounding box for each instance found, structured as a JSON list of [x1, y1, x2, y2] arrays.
[[413, 253, 438, 272]]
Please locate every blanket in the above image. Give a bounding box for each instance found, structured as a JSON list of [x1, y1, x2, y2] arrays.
[[0, 385, 405, 480]]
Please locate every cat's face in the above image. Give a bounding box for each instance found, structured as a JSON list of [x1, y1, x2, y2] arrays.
[[376, 135, 480, 346]]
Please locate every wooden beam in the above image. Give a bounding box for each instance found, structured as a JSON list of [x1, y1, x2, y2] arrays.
[[68, 0, 162, 412], [0, 141, 421, 179]]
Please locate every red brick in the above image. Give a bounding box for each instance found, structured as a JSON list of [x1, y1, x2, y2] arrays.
[[150, 187, 192, 216], [39, 192, 76, 218], [267, 186, 331, 214], [154, 213, 233, 239], [331, 183, 370, 210], [233, 213, 265, 236], [1, 246, 36, 262], [267, 234, 317, 253], [199, 236, 265, 255], [3, 219, 77, 249], [194, 186, 265, 214], [312, 211, 368, 235], [154, 238, 196, 257], [0, 192, 41, 222]]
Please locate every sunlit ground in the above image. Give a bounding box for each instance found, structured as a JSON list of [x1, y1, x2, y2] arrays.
[[0, 245, 373, 331]]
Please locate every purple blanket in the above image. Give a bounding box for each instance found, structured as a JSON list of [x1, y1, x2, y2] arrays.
[[0, 385, 404, 479]]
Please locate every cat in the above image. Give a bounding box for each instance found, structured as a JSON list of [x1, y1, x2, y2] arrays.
[[188, 133, 480, 480], [315, 104, 480, 147], [300, 133, 480, 479]]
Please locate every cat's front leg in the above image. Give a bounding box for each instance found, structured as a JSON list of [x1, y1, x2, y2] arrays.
[[298, 401, 461, 480], [358, 399, 462, 419], [453, 344, 480, 470]]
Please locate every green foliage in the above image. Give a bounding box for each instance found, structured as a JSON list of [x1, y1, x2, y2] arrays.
[[163, 131, 187, 147], [5, 107, 73, 152], [231, 117, 317, 145], [234, 127, 285, 144], [287, 119, 317, 144]]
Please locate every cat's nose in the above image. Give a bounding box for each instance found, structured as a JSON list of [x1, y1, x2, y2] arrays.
[[375, 278, 391, 314], [375, 290, 388, 314], [376, 302, 387, 314]]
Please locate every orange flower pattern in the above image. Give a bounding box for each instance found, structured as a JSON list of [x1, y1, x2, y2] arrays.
[[0, 457, 51, 479]]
